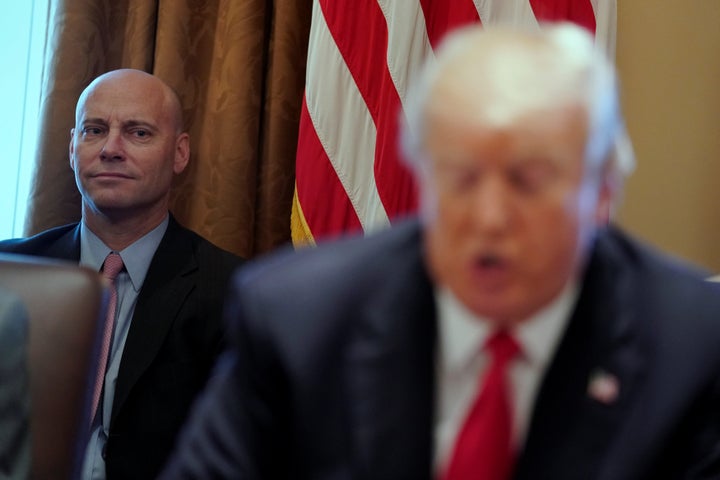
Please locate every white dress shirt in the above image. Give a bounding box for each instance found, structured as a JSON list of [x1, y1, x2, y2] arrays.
[[433, 282, 580, 476]]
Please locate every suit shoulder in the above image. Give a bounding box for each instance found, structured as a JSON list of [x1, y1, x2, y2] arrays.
[[601, 227, 720, 333], [168, 219, 244, 267], [226, 221, 429, 347], [0, 224, 78, 255], [225, 220, 429, 356], [170, 227, 245, 308], [191, 233, 244, 267], [237, 219, 422, 298]]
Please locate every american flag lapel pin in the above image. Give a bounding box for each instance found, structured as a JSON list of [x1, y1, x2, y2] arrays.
[[587, 369, 620, 405]]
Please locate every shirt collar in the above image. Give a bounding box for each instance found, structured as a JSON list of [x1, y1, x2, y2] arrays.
[[79, 215, 169, 292], [514, 282, 579, 370], [436, 281, 580, 372]]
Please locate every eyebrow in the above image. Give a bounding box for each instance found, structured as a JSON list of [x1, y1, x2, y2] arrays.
[[123, 120, 158, 130], [80, 118, 158, 130], [80, 117, 107, 126]]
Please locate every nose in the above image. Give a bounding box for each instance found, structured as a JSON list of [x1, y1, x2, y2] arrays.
[[100, 130, 124, 161], [471, 177, 512, 234]]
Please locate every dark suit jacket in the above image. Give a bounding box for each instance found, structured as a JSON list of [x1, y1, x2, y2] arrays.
[[161, 219, 720, 480], [0, 216, 243, 480]]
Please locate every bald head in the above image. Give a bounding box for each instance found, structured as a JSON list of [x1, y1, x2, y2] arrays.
[[402, 23, 633, 181], [75, 69, 184, 134]]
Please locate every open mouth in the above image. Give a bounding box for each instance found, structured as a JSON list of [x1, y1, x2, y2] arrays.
[[477, 254, 505, 269], [470, 253, 512, 288]]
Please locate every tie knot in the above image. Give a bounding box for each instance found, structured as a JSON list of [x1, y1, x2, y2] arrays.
[[486, 330, 520, 366], [102, 252, 124, 280]]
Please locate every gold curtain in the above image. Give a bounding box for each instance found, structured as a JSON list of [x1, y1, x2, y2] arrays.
[[27, 0, 313, 258]]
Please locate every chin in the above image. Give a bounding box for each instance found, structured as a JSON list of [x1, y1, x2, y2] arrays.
[[464, 297, 509, 323], [465, 292, 536, 326]]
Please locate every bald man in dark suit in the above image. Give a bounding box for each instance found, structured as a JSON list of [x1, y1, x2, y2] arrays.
[[0, 69, 243, 480]]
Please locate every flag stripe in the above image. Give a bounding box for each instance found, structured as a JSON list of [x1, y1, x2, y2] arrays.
[[303, 1, 390, 235], [475, 0, 539, 27], [591, 0, 617, 58], [296, 98, 364, 237], [320, 0, 417, 222], [420, 0, 481, 48], [376, 0, 433, 114], [529, 0, 596, 33]]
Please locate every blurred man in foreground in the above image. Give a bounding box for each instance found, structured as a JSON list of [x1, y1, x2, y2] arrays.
[[0, 69, 243, 479], [162, 24, 720, 479]]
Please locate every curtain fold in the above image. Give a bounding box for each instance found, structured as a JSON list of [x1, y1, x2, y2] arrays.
[[27, 0, 312, 258]]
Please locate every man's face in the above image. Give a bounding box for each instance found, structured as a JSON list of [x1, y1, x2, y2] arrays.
[[69, 73, 188, 220], [422, 86, 611, 326]]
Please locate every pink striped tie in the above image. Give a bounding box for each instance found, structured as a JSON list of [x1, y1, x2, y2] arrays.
[[90, 252, 124, 424]]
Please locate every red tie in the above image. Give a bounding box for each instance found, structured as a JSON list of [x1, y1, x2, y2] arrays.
[[443, 330, 521, 480], [89, 252, 124, 424]]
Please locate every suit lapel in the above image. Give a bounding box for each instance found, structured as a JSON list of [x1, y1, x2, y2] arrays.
[[514, 230, 647, 479], [112, 218, 196, 419], [344, 224, 437, 480]]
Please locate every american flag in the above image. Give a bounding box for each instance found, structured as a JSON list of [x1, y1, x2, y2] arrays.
[[292, 0, 617, 245]]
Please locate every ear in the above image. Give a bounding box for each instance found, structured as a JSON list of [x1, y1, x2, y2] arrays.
[[69, 128, 76, 171], [594, 172, 616, 226], [173, 132, 190, 174]]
